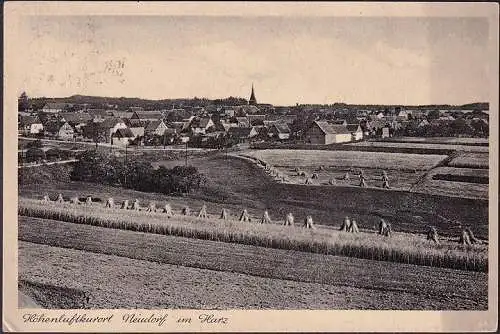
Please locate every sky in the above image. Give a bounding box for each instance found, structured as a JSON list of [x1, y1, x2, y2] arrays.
[[17, 15, 492, 106]]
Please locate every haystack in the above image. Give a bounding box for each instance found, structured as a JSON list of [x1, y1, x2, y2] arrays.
[[85, 196, 92, 205], [182, 206, 191, 216], [131, 199, 140, 210], [163, 203, 174, 217], [382, 180, 390, 189], [460, 229, 472, 245], [304, 177, 313, 185], [121, 200, 129, 210], [378, 219, 391, 236], [146, 201, 156, 212], [198, 204, 208, 219], [70, 196, 81, 205], [311, 173, 319, 179], [260, 210, 271, 224], [340, 216, 351, 232], [359, 174, 367, 187], [42, 194, 51, 203], [284, 212, 294, 226], [350, 219, 359, 233], [56, 193, 64, 204], [328, 177, 336, 185], [344, 172, 350, 181], [303, 215, 315, 229], [105, 197, 114, 208], [220, 208, 229, 220], [427, 226, 439, 243], [382, 170, 389, 182], [465, 227, 481, 244], [239, 209, 250, 222]]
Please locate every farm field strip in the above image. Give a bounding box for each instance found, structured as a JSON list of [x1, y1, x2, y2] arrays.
[[380, 137, 489, 145], [19, 216, 488, 304], [20, 241, 484, 310], [448, 153, 489, 169], [244, 150, 448, 170], [348, 141, 489, 153], [19, 198, 488, 271]]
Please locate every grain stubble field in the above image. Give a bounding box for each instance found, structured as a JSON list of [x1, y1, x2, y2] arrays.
[[18, 217, 487, 310]]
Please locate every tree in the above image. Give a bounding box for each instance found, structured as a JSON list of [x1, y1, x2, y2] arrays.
[[18, 92, 29, 112], [427, 109, 440, 121]]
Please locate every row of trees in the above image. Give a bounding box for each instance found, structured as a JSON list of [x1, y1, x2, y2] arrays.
[[71, 150, 205, 194], [396, 118, 488, 138]]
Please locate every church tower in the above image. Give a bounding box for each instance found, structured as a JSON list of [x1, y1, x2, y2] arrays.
[[248, 84, 257, 105]]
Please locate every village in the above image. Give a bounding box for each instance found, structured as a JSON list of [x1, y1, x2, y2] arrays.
[[17, 87, 489, 164]]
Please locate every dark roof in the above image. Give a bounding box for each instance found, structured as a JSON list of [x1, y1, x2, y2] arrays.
[[228, 126, 254, 138], [19, 115, 40, 126], [190, 117, 212, 128], [43, 102, 69, 110], [133, 110, 163, 120], [145, 120, 165, 132], [112, 128, 134, 138], [99, 117, 125, 129], [60, 112, 93, 124], [312, 121, 350, 135], [111, 111, 134, 119], [272, 123, 291, 134], [346, 124, 361, 132]]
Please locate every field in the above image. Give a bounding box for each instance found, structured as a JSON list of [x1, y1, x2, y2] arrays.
[[448, 153, 489, 169], [244, 149, 447, 170], [19, 198, 488, 271], [347, 141, 489, 153], [18, 217, 488, 310], [411, 167, 489, 200], [382, 137, 489, 145]]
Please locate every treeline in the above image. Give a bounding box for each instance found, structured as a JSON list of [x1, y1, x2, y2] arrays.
[[23, 95, 248, 111], [71, 150, 206, 194]]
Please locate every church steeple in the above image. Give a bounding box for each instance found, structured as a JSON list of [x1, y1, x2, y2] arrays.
[[248, 83, 257, 105]]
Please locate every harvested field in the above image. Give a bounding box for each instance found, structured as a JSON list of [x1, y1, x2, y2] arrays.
[[348, 141, 489, 153], [412, 167, 488, 200], [382, 137, 489, 145], [448, 153, 489, 169], [18, 200, 488, 271], [19, 217, 487, 309], [244, 149, 447, 171]]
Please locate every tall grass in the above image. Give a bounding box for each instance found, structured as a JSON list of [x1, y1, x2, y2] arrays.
[[18, 199, 487, 272]]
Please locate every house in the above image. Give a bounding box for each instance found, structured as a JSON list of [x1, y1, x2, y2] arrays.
[[189, 117, 214, 134], [18, 116, 44, 135], [145, 120, 168, 137], [98, 117, 128, 143], [129, 127, 145, 140], [130, 110, 164, 123], [44, 121, 74, 140], [129, 106, 144, 112], [305, 121, 351, 145], [247, 115, 267, 126], [227, 126, 258, 142], [111, 128, 135, 147], [165, 109, 192, 122], [59, 112, 93, 134], [268, 123, 291, 140], [346, 124, 363, 141], [42, 103, 70, 113]]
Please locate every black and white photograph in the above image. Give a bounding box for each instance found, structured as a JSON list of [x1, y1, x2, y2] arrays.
[[3, 2, 498, 332]]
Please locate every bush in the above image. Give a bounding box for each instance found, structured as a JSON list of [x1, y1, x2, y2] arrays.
[[70, 149, 205, 194]]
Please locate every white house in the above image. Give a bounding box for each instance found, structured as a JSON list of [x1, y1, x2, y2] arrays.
[[305, 121, 351, 145]]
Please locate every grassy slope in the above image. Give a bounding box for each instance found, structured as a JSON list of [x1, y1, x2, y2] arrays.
[[20, 154, 489, 239], [18, 217, 487, 310]]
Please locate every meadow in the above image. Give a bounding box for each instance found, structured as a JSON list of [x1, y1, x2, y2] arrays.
[[19, 198, 487, 271], [18, 217, 488, 310], [381, 137, 489, 145], [244, 149, 447, 171]]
